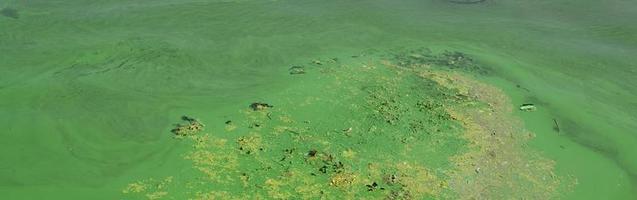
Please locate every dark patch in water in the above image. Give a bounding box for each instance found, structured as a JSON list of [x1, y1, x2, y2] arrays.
[[515, 84, 531, 92], [391, 48, 491, 75], [1, 8, 19, 19], [552, 118, 560, 133]]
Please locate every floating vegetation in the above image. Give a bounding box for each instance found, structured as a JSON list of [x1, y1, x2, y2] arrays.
[[392, 48, 490, 75], [424, 71, 567, 199], [288, 66, 305, 75], [249, 102, 273, 111], [122, 177, 174, 200], [185, 134, 239, 183], [306, 151, 345, 175], [0, 7, 19, 19], [364, 85, 406, 125], [237, 134, 263, 154], [124, 48, 570, 199], [170, 116, 204, 136], [519, 103, 537, 111], [329, 172, 358, 188]]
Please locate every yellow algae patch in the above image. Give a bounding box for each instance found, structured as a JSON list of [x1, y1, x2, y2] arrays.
[[329, 172, 358, 188], [418, 70, 509, 111], [145, 192, 168, 200], [429, 71, 562, 199], [193, 191, 249, 200], [294, 183, 324, 200], [273, 125, 289, 134], [342, 149, 357, 160], [123, 181, 147, 194], [224, 123, 237, 132], [185, 135, 239, 183], [264, 178, 292, 199], [261, 168, 328, 200], [237, 133, 263, 154], [394, 162, 447, 198], [278, 115, 294, 124], [122, 177, 173, 200]]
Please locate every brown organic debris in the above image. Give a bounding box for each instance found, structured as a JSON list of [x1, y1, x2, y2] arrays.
[[171, 116, 204, 136]]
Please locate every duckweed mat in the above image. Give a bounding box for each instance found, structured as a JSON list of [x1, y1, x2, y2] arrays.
[[122, 50, 572, 199]]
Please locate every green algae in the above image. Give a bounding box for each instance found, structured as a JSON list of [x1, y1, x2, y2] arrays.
[[120, 50, 567, 199], [1, 0, 636, 199]]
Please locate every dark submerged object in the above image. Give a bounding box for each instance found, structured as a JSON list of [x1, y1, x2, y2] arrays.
[[436, 51, 476, 69], [0, 8, 19, 19], [250, 102, 273, 111], [553, 118, 561, 133]]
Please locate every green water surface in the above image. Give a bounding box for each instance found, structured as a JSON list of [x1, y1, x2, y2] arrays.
[[1, 0, 636, 199]]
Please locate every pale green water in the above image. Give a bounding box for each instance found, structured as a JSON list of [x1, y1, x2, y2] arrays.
[[1, 0, 636, 199]]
